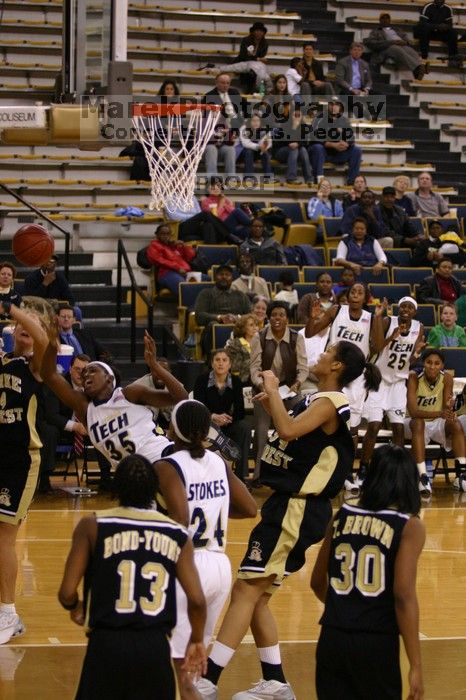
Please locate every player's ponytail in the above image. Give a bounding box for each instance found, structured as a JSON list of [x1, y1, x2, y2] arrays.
[[363, 361, 382, 392], [171, 400, 211, 459], [334, 341, 381, 391]]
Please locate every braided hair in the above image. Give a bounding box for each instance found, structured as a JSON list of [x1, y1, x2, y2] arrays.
[[113, 454, 157, 508]]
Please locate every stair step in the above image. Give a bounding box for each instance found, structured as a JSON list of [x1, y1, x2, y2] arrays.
[[73, 286, 130, 303], [79, 301, 131, 318], [68, 269, 113, 285]]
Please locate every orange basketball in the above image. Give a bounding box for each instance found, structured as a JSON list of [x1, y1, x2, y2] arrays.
[[12, 223, 55, 267]]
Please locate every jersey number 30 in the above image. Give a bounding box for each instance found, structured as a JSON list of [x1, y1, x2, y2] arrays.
[[331, 543, 385, 596], [116, 560, 168, 616]]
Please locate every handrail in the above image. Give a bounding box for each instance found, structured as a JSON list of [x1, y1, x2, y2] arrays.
[[0, 182, 71, 277], [116, 238, 153, 362]]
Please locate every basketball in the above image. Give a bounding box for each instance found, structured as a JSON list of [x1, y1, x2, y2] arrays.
[[12, 224, 55, 267]]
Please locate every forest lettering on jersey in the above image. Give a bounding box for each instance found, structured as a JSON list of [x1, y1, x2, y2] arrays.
[[188, 480, 226, 501], [333, 515, 394, 548], [89, 412, 129, 443], [261, 437, 292, 470], [0, 408, 23, 423], [103, 528, 181, 561]]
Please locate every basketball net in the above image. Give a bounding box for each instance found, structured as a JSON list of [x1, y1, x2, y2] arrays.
[[132, 106, 221, 214]]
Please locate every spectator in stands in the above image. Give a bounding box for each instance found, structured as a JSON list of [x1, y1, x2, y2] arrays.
[[145, 223, 202, 295], [405, 347, 466, 496], [309, 98, 362, 185], [193, 349, 252, 481], [119, 141, 149, 181], [307, 178, 344, 220], [201, 22, 272, 93], [251, 294, 269, 329], [302, 43, 333, 96], [23, 254, 75, 306], [417, 258, 464, 305], [274, 270, 299, 317], [0, 262, 21, 320], [412, 219, 466, 267], [195, 265, 251, 355], [428, 302, 466, 346], [416, 0, 462, 68], [335, 42, 373, 95], [203, 73, 241, 176], [57, 305, 112, 362], [238, 114, 273, 177], [249, 300, 309, 484], [168, 196, 238, 244], [409, 171, 451, 218], [239, 218, 287, 265], [393, 174, 416, 216], [285, 58, 310, 97], [272, 107, 313, 184], [225, 313, 259, 385], [335, 217, 388, 276], [297, 271, 337, 324], [376, 185, 424, 248], [341, 189, 392, 245], [267, 74, 292, 120], [342, 174, 368, 210], [157, 79, 180, 96], [230, 253, 270, 300], [332, 268, 357, 298], [200, 177, 251, 242], [365, 13, 426, 80]]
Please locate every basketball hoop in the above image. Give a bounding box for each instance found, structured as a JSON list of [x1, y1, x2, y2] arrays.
[[132, 102, 222, 214]]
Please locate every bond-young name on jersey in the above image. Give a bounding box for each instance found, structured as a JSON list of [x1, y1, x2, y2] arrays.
[[332, 514, 394, 548], [103, 528, 181, 561]]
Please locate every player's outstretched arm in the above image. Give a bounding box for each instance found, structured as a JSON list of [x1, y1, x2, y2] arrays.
[[3, 302, 49, 372], [176, 539, 207, 678], [139, 330, 188, 404], [394, 517, 426, 700], [310, 518, 334, 603], [40, 339, 88, 424], [58, 516, 97, 625], [225, 464, 257, 518]]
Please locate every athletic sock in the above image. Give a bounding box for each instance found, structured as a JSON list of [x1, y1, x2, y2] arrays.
[[205, 641, 235, 685], [259, 645, 286, 683], [417, 461, 427, 477], [0, 603, 15, 615]]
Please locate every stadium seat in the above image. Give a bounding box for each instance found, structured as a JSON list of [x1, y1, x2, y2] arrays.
[[212, 324, 234, 350], [424, 217, 462, 234], [358, 268, 390, 285], [440, 348, 466, 377], [178, 281, 214, 341], [392, 267, 433, 286], [278, 202, 305, 223], [369, 283, 411, 303], [321, 217, 342, 252], [189, 245, 238, 269], [283, 223, 317, 247], [275, 282, 316, 299], [392, 304, 437, 326], [302, 266, 342, 283], [409, 217, 425, 236], [385, 248, 412, 267], [256, 266, 300, 284]]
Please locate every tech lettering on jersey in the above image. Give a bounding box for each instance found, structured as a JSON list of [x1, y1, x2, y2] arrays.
[[336, 325, 363, 343], [89, 411, 129, 443]]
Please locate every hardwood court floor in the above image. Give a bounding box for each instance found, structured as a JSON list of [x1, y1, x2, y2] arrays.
[[3, 478, 466, 699]]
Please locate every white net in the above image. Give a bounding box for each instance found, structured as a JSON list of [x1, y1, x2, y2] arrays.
[[132, 106, 221, 214]]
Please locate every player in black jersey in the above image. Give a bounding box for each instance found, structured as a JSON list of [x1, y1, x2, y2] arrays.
[[200, 341, 381, 700], [311, 444, 425, 700], [0, 299, 50, 645], [58, 454, 207, 700]]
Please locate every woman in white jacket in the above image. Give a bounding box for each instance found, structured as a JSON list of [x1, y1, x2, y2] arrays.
[[239, 114, 273, 177]]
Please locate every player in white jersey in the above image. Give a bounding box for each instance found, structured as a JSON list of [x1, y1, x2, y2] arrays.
[[155, 400, 257, 700], [306, 282, 375, 433], [360, 296, 425, 488], [40, 329, 191, 523]]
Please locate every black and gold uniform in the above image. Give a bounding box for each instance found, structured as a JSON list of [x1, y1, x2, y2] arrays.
[[0, 354, 41, 524], [76, 507, 188, 700], [239, 392, 353, 589], [316, 502, 411, 700]]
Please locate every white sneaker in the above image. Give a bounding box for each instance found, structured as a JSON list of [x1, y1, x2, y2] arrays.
[[418, 473, 432, 497], [0, 612, 21, 645], [194, 677, 218, 700], [453, 472, 466, 492], [232, 679, 295, 700]]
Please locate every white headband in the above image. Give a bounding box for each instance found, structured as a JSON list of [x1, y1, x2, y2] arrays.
[[89, 361, 116, 388], [171, 399, 206, 443], [398, 296, 418, 310]]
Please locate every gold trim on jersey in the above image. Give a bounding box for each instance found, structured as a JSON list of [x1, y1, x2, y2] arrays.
[[0, 449, 41, 525], [27, 393, 42, 450], [300, 445, 339, 495]]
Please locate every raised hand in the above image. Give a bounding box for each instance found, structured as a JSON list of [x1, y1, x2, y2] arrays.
[[374, 297, 388, 317], [261, 369, 280, 395], [143, 330, 157, 365]]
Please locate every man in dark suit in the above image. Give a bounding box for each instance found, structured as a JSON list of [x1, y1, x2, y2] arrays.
[[335, 42, 373, 95], [203, 73, 243, 176], [57, 305, 112, 362], [22, 254, 75, 305]]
